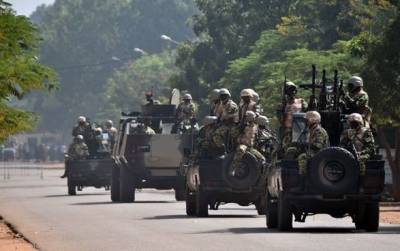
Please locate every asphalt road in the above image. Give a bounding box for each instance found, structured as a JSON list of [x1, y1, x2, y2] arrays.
[[0, 169, 400, 251]]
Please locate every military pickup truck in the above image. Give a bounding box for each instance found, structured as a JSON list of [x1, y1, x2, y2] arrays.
[[111, 104, 195, 203], [267, 67, 385, 231]]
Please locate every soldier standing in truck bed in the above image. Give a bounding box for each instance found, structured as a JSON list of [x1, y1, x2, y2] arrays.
[[239, 89, 258, 124]]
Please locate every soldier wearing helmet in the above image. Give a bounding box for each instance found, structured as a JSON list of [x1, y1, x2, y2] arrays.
[[212, 88, 239, 149], [197, 116, 223, 158], [255, 115, 278, 161], [230, 111, 265, 176], [175, 93, 196, 122], [239, 89, 257, 123], [340, 113, 375, 175], [105, 120, 117, 150], [295, 111, 330, 176], [281, 81, 308, 150], [341, 76, 372, 126], [209, 89, 222, 117], [61, 135, 90, 178], [72, 116, 90, 137]]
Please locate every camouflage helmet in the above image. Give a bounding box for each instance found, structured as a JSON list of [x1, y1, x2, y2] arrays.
[[285, 81, 297, 89], [105, 120, 113, 128], [240, 89, 253, 97], [210, 89, 220, 102], [202, 116, 218, 126], [219, 88, 231, 97], [245, 111, 257, 122], [78, 116, 86, 123], [348, 76, 363, 87], [95, 127, 103, 134], [304, 111, 321, 124], [183, 93, 192, 100], [256, 115, 269, 126], [348, 113, 364, 125], [250, 90, 260, 103], [75, 135, 84, 141]]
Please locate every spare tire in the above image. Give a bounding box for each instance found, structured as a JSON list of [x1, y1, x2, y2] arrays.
[[222, 152, 261, 190], [308, 147, 358, 196]]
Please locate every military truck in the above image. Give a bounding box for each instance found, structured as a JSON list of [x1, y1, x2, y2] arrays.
[[111, 103, 195, 203], [266, 67, 385, 231], [185, 140, 267, 217], [65, 132, 113, 195]]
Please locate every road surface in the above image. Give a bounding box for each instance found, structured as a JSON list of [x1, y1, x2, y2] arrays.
[[0, 169, 399, 251]]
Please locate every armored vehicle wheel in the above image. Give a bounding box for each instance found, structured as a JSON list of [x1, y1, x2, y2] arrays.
[[67, 178, 76, 195], [278, 192, 292, 231], [175, 189, 186, 201], [223, 152, 261, 190], [120, 167, 135, 203], [309, 147, 358, 196], [362, 202, 379, 232], [255, 195, 267, 215], [111, 165, 120, 202], [186, 188, 196, 216], [266, 193, 278, 229], [196, 188, 208, 217]]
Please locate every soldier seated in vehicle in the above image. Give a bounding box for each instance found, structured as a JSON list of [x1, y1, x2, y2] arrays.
[[230, 111, 265, 177], [105, 120, 117, 150], [133, 118, 156, 135], [255, 115, 278, 163], [340, 113, 375, 175], [286, 111, 330, 176], [61, 135, 89, 178], [72, 116, 90, 137], [212, 88, 239, 151], [196, 116, 224, 158], [172, 93, 197, 133], [279, 82, 308, 151], [239, 89, 257, 123], [209, 89, 221, 116]]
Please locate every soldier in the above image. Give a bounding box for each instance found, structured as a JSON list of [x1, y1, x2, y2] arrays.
[[212, 88, 239, 151], [255, 115, 278, 162], [340, 113, 375, 175], [341, 76, 372, 127], [231, 111, 265, 176], [105, 120, 117, 150], [172, 93, 196, 133], [135, 118, 156, 135], [145, 91, 155, 106], [61, 135, 89, 178], [239, 89, 257, 123], [72, 116, 89, 137], [209, 89, 222, 116], [281, 82, 308, 150], [197, 116, 223, 158], [295, 111, 330, 176]]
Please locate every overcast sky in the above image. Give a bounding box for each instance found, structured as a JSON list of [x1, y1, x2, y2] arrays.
[[8, 0, 55, 16]]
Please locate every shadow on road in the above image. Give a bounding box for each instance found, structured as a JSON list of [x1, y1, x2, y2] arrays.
[[70, 200, 175, 206], [143, 214, 258, 220], [0, 184, 65, 190], [44, 193, 109, 198]]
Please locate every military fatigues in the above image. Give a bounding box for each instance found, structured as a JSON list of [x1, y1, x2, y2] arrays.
[[211, 101, 223, 117], [239, 101, 257, 123], [281, 98, 308, 150], [197, 124, 224, 157], [340, 127, 375, 175], [72, 124, 89, 137], [67, 142, 89, 160], [255, 128, 278, 163], [212, 99, 239, 150], [176, 102, 196, 122], [107, 127, 118, 150], [232, 123, 265, 172], [343, 90, 371, 126], [296, 124, 329, 175]]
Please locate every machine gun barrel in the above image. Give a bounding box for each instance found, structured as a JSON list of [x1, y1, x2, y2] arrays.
[[333, 70, 339, 110]]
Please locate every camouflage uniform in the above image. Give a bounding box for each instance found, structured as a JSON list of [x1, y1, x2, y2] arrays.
[[292, 111, 329, 175], [343, 90, 371, 126], [255, 128, 277, 162], [212, 99, 239, 150], [176, 102, 196, 121], [67, 141, 89, 160], [197, 121, 223, 158], [239, 101, 257, 123], [340, 114, 375, 175]]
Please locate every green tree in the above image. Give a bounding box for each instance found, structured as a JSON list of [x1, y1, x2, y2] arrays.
[[28, 0, 196, 133], [0, 1, 56, 141]]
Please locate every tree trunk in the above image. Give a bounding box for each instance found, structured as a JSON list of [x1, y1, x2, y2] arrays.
[[378, 127, 400, 200]]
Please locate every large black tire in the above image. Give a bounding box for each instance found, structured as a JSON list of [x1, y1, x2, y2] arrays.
[[111, 165, 120, 202], [175, 189, 186, 201], [278, 193, 292, 231], [196, 188, 208, 217], [222, 152, 261, 190], [119, 166, 135, 203], [266, 193, 278, 229], [309, 147, 359, 196], [67, 178, 76, 195], [363, 202, 380, 232], [186, 188, 196, 216], [255, 195, 267, 215]]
